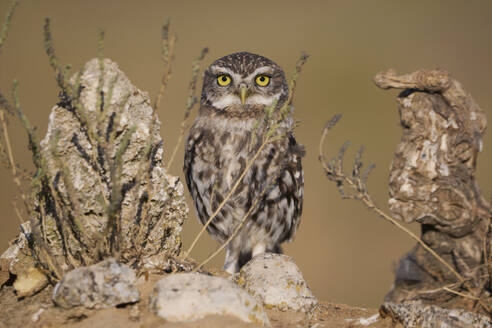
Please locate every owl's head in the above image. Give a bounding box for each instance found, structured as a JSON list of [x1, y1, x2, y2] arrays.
[[201, 52, 288, 113]]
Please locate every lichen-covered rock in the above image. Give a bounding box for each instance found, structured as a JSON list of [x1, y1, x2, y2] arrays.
[[381, 301, 491, 328], [28, 58, 187, 278], [52, 258, 139, 309], [235, 253, 318, 313], [149, 272, 270, 327], [374, 69, 492, 306]]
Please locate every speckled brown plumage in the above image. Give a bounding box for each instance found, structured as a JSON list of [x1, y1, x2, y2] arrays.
[[183, 52, 304, 273]]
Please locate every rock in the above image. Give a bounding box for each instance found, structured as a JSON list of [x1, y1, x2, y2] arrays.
[[375, 69, 490, 304], [52, 258, 139, 309], [149, 272, 270, 327], [1, 221, 35, 276], [0, 260, 9, 287], [381, 301, 491, 328], [235, 253, 318, 313], [13, 267, 48, 298], [1, 221, 48, 297], [28, 58, 187, 279]]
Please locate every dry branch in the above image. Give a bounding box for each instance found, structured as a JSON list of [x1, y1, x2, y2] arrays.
[[319, 115, 464, 283]]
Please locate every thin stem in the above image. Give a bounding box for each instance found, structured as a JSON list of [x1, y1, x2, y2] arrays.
[[0, 0, 18, 52], [443, 287, 478, 301], [1, 110, 16, 176], [165, 121, 186, 171], [12, 200, 23, 223], [166, 47, 208, 171], [131, 22, 177, 256], [154, 20, 176, 111], [0, 100, 29, 213], [369, 198, 464, 282], [443, 286, 491, 313], [318, 133, 465, 283]]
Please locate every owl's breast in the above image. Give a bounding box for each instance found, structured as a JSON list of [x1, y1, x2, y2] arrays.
[[184, 112, 303, 243], [183, 117, 255, 235]]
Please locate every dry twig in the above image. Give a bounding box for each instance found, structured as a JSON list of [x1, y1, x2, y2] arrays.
[[318, 115, 492, 312], [154, 19, 176, 111], [318, 115, 465, 282], [166, 47, 208, 171], [0, 0, 18, 52]]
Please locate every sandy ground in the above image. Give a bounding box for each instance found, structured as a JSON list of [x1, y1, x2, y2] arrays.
[[0, 272, 397, 328]]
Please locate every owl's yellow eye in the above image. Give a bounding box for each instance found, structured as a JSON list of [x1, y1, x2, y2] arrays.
[[217, 74, 232, 86], [255, 75, 270, 87]]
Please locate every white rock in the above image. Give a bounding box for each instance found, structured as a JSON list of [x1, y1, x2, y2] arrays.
[[52, 258, 139, 309], [235, 253, 318, 312], [382, 301, 492, 328], [149, 272, 270, 327]]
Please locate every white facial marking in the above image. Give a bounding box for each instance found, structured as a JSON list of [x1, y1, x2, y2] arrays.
[[212, 94, 241, 109], [246, 92, 281, 106], [208, 65, 279, 109]]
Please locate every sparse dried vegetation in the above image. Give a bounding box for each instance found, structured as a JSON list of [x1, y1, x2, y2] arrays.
[[0, 3, 187, 283]]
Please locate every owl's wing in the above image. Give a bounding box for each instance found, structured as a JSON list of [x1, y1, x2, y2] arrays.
[[183, 127, 210, 223], [183, 129, 196, 195], [281, 133, 305, 242], [183, 125, 228, 241], [246, 132, 305, 247]]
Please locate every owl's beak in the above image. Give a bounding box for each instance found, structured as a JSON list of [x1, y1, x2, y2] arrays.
[[239, 86, 248, 105]]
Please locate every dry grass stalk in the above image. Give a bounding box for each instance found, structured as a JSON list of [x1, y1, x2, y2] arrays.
[[29, 22, 148, 278], [318, 114, 464, 282], [0, 5, 188, 283], [154, 19, 176, 111], [132, 20, 178, 259], [319, 114, 492, 313], [165, 47, 209, 171], [0, 0, 33, 220], [0, 108, 29, 215], [0, 0, 18, 51]]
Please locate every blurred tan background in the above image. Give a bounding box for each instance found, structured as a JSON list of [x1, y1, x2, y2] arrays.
[[1, 0, 492, 308]]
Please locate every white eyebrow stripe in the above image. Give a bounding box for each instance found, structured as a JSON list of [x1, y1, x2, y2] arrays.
[[210, 66, 242, 84], [246, 67, 274, 80], [211, 65, 273, 81], [210, 65, 234, 75]]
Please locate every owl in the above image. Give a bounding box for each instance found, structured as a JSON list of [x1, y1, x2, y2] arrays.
[[184, 52, 304, 274]]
